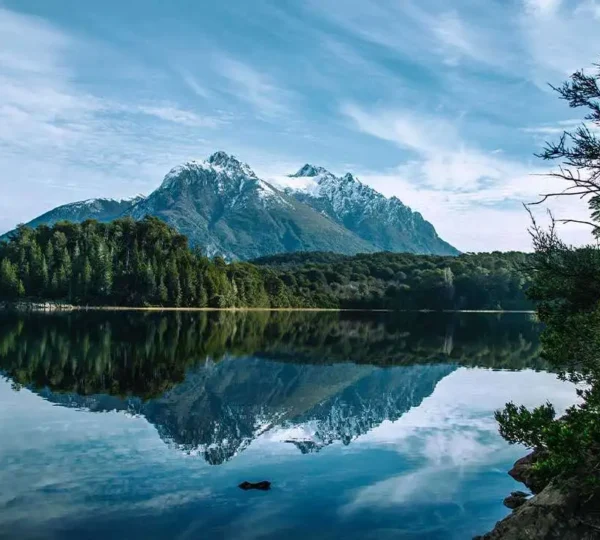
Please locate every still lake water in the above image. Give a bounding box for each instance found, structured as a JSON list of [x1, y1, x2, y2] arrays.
[[0, 311, 578, 540]]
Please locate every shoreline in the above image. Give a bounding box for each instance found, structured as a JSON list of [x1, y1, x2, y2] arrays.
[[475, 451, 599, 539], [0, 302, 536, 314]]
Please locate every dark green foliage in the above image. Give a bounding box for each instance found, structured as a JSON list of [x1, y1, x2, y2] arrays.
[[0, 217, 297, 308], [496, 402, 557, 451], [496, 61, 600, 492], [0, 218, 532, 309], [254, 250, 533, 310]]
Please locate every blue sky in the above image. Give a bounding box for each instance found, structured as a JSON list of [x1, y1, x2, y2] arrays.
[[1, 0, 599, 250]]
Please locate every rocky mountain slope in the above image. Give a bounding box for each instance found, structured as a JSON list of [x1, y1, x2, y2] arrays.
[[3, 152, 458, 258], [284, 164, 458, 255], [124, 151, 374, 259], [1, 196, 144, 239]]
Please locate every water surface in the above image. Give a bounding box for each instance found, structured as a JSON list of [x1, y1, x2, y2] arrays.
[[0, 312, 577, 540]]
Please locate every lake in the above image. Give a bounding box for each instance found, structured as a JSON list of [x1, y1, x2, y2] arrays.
[[0, 311, 578, 540]]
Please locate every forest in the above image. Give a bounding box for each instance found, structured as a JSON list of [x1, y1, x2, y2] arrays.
[[0, 217, 533, 311]]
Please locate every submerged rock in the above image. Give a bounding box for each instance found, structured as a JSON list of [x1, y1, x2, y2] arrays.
[[238, 481, 271, 491]]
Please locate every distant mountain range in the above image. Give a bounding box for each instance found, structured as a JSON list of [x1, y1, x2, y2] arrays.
[[3, 151, 458, 259]]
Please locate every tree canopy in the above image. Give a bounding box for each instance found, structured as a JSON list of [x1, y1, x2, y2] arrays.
[[0, 217, 533, 310]]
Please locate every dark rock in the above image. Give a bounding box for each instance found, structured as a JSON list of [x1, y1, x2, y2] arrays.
[[508, 450, 547, 494], [238, 481, 271, 491], [503, 491, 529, 510], [474, 476, 600, 539]]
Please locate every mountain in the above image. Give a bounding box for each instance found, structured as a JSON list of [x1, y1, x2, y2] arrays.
[[0, 196, 145, 240], [125, 151, 374, 259], [3, 151, 459, 258], [283, 164, 459, 255], [37, 356, 456, 465]]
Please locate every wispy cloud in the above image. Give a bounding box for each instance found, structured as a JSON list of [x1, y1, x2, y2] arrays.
[[0, 7, 224, 230], [341, 103, 594, 250], [179, 70, 212, 100], [135, 104, 220, 127], [524, 0, 563, 16], [520, 0, 600, 82], [341, 102, 520, 191], [215, 56, 292, 117]]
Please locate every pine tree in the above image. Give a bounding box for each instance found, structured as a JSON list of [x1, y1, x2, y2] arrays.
[[0, 260, 21, 299], [158, 276, 168, 305]]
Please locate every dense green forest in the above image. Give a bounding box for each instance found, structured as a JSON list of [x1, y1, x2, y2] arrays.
[[0, 217, 533, 310], [254, 250, 532, 310]]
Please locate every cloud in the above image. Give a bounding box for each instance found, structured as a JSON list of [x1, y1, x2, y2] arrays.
[[307, 0, 518, 73], [0, 6, 225, 231], [135, 104, 220, 127], [522, 119, 600, 136], [215, 56, 292, 117], [180, 71, 212, 99], [342, 368, 579, 515], [430, 10, 480, 66], [520, 0, 600, 82], [524, 0, 562, 16], [341, 102, 526, 191], [340, 103, 595, 250]]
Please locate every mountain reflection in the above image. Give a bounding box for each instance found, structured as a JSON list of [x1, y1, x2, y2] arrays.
[[0, 311, 544, 464]]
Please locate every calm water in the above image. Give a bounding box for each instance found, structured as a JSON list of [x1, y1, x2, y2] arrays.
[[0, 311, 578, 540]]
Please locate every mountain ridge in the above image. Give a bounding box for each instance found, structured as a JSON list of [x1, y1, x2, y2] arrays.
[[2, 151, 459, 258], [282, 163, 458, 255]]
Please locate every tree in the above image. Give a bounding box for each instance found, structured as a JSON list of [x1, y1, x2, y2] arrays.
[[496, 60, 600, 491], [533, 63, 600, 235], [0, 259, 21, 299]]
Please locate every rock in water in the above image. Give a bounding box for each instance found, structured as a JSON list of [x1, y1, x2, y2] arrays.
[[508, 450, 547, 494], [238, 481, 271, 491], [503, 491, 529, 510]]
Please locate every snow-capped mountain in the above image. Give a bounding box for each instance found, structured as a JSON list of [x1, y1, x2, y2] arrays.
[[2, 196, 145, 239], [282, 164, 459, 255], [123, 151, 374, 259], [4, 152, 458, 258]]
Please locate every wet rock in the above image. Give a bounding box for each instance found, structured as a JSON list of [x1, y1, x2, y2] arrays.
[[508, 451, 547, 494], [238, 481, 271, 491], [503, 491, 529, 510], [474, 455, 600, 540]]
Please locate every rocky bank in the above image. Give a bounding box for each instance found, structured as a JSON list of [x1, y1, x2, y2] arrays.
[[475, 452, 600, 540]]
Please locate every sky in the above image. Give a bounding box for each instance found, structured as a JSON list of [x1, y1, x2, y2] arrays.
[[1, 0, 599, 251]]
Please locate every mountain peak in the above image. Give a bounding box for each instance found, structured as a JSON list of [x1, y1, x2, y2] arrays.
[[206, 151, 256, 178], [291, 164, 331, 178], [208, 150, 238, 167]]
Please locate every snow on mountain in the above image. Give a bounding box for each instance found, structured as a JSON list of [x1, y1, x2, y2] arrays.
[[124, 151, 375, 259], [0, 196, 146, 240], [155, 152, 288, 209], [277, 164, 459, 255], [6, 151, 458, 257]]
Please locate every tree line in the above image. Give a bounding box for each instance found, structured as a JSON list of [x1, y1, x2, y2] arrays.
[[0, 217, 533, 310]]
